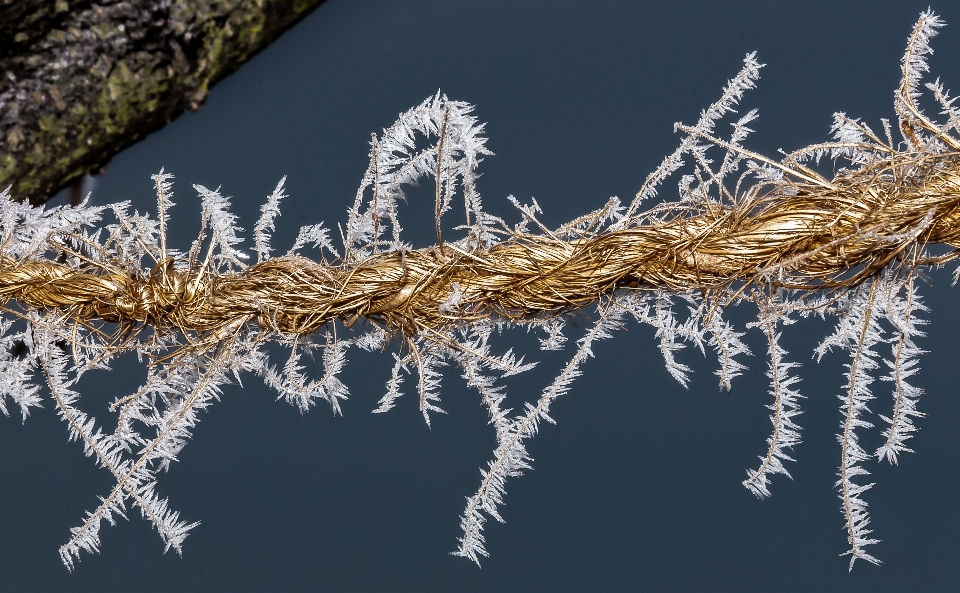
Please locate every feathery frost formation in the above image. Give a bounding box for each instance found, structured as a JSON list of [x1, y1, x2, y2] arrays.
[[0, 12, 958, 571]]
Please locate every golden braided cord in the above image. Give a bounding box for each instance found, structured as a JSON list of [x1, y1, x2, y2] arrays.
[[2, 150, 958, 341]]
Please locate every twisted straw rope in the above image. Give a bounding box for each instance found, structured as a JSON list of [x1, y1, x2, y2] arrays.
[[2, 152, 959, 339]]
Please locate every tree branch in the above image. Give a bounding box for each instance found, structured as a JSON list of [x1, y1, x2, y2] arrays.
[[0, 0, 326, 205]]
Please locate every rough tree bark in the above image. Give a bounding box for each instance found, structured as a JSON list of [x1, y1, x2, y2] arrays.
[[0, 0, 326, 205]]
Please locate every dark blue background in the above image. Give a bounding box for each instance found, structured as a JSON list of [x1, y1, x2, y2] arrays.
[[3, 1, 960, 590]]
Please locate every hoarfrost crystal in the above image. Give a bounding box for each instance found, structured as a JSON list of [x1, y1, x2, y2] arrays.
[[1, 11, 958, 573]]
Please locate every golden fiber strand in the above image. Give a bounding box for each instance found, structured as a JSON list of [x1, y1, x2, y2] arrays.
[[2, 150, 958, 340], [6, 9, 959, 572]]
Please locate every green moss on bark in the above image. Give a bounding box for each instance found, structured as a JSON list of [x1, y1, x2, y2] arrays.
[[0, 0, 326, 204]]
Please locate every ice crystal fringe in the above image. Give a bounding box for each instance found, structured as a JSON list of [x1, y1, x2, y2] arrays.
[[742, 297, 803, 500], [1, 11, 959, 571]]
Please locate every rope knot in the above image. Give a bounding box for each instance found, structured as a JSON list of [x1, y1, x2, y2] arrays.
[[145, 259, 198, 320]]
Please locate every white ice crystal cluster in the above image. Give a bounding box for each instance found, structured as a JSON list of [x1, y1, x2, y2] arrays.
[[0, 11, 953, 573]]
